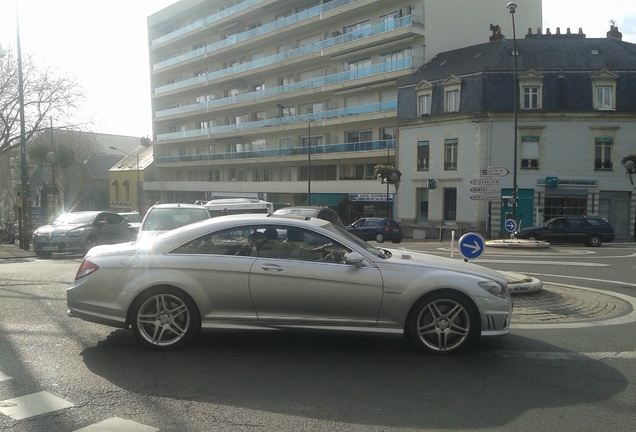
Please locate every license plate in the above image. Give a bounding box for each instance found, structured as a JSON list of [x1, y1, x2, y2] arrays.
[[43, 246, 58, 251]]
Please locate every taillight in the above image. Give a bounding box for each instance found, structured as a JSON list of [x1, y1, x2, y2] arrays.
[[75, 259, 99, 280], [384, 225, 390, 232]]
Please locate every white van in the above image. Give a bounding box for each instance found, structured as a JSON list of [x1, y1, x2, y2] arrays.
[[204, 198, 274, 217]]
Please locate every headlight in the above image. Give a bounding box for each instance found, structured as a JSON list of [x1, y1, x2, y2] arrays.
[[67, 228, 85, 237], [478, 280, 509, 299]]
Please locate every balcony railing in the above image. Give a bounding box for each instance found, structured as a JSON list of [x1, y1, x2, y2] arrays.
[[156, 140, 395, 164], [151, 0, 266, 47], [156, 100, 397, 141], [156, 58, 412, 118], [154, 15, 414, 92]]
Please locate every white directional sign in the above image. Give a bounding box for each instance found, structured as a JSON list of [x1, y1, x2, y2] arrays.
[[470, 187, 501, 193], [470, 194, 500, 201], [470, 178, 501, 186], [480, 167, 510, 177]]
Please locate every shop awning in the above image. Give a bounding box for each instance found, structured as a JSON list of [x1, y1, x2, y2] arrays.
[[302, 193, 346, 206]]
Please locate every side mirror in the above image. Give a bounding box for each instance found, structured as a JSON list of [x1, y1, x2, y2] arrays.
[[344, 251, 364, 266]]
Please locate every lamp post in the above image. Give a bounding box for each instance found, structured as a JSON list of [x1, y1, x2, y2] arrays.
[[507, 2, 519, 229], [16, 10, 30, 250], [277, 104, 312, 205], [110, 146, 141, 213]]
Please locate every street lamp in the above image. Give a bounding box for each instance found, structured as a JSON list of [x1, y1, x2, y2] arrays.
[[110, 146, 141, 213], [507, 2, 519, 228], [16, 10, 30, 250], [277, 104, 312, 205]]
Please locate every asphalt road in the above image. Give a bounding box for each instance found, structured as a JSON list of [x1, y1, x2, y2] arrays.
[[0, 242, 635, 431]]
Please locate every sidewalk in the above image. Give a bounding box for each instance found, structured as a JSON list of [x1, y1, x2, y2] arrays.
[[0, 243, 36, 259]]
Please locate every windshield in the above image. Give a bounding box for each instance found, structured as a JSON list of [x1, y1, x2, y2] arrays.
[[55, 212, 96, 224], [142, 208, 209, 231], [323, 223, 387, 259], [122, 213, 142, 223]]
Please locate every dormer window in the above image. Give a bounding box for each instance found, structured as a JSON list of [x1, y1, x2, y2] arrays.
[[591, 70, 617, 111], [518, 70, 543, 110], [442, 76, 461, 113], [415, 80, 433, 116]]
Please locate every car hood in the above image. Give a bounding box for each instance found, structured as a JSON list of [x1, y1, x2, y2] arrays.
[[35, 223, 91, 234], [379, 248, 507, 284]]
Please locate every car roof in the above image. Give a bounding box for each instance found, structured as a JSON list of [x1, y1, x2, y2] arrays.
[[149, 203, 207, 210]]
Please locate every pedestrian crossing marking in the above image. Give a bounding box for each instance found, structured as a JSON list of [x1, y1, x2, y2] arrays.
[[75, 417, 159, 431], [0, 391, 74, 420]]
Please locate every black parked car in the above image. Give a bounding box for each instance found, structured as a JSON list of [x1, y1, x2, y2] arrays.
[[346, 217, 403, 243], [513, 216, 615, 247], [32, 211, 133, 258]]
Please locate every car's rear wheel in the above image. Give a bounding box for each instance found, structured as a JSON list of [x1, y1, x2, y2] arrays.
[[586, 235, 602, 247], [131, 287, 200, 351], [375, 232, 385, 243], [405, 291, 478, 354]]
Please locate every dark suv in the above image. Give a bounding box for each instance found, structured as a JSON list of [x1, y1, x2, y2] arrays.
[[513, 216, 615, 247], [346, 217, 403, 243]]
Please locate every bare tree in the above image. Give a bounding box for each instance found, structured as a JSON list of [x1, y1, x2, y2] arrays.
[[0, 47, 85, 156]]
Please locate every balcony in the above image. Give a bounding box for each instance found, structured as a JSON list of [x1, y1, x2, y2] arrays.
[[155, 139, 395, 164], [155, 58, 412, 118], [156, 100, 397, 141], [153, 15, 415, 91]]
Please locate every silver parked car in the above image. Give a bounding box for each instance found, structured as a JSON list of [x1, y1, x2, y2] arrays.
[[67, 214, 512, 354], [137, 203, 210, 240]]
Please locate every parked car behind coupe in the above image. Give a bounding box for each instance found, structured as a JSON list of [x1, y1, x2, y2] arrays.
[[513, 216, 615, 247], [347, 217, 403, 243], [67, 214, 512, 355], [138, 203, 210, 240], [32, 211, 132, 258]]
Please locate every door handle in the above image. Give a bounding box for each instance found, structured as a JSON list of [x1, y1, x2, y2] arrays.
[[260, 264, 284, 272]]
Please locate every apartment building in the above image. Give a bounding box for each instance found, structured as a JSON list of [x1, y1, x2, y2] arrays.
[[146, 0, 540, 224]]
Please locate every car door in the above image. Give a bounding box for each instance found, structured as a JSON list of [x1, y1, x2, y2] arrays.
[[542, 218, 567, 242], [249, 226, 383, 325], [99, 213, 130, 244]]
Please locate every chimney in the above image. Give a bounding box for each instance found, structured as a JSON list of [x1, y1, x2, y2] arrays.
[[489, 24, 504, 42], [607, 24, 623, 40]]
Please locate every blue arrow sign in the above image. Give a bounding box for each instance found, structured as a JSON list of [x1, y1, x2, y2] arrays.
[[505, 219, 517, 232], [458, 232, 486, 260]]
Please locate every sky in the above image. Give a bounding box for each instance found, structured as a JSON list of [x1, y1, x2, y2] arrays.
[[0, 0, 634, 139]]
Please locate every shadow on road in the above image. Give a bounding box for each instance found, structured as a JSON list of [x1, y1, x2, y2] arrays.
[[80, 329, 627, 430]]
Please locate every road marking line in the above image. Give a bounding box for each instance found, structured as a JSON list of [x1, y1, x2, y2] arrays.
[[0, 391, 74, 420], [481, 351, 636, 360], [75, 417, 159, 431], [0, 371, 11, 382], [525, 273, 636, 288]]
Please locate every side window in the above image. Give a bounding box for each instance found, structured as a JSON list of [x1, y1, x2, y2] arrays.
[[279, 227, 350, 263], [170, 226, 256, 256]]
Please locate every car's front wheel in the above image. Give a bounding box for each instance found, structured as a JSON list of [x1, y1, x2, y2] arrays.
[[375, 232, 385, 243], [526, 234, 539, 241], [586, 235, 602, 247], [83, 236, 98, 254], [131, 287, 200, 350], [405, 291, 478, 354]]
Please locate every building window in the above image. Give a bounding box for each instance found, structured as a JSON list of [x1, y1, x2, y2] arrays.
[[442, 76, 461, 113], [444, 139, 458, 170], [522, 86, 539, 109], [418, 94, 431, 116], [417, 141, 429, 171], [380, 127, 395, 141], [591, 70, 617, 111], [415, 80, 433, 116], [444, 90, 459, 112], [594, 86, 613, 110], [346, 130, 372, 143], [518, 70, 543, 110], [521, 136, 539, 169], [594, 137, 613, 170]]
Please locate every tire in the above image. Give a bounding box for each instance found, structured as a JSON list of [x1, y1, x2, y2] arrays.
[[586, 235, 602, 247], [526, 234, 538, 241], [83, 236, 98, 254], [405, 291, 478, 355], [375, 232, 385, 243], [131, 287, 200, 351]]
